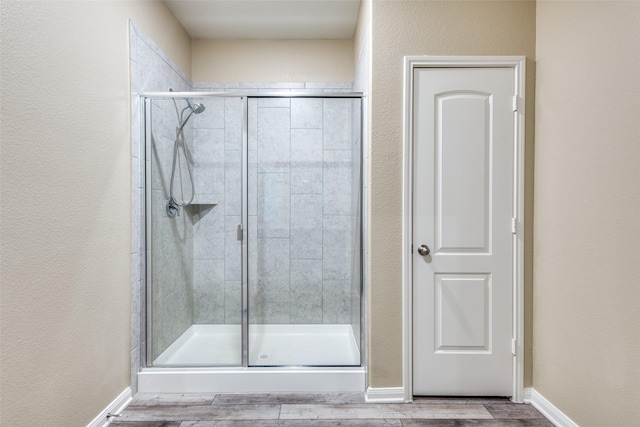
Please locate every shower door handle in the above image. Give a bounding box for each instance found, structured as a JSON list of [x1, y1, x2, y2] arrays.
[[237, 224, 243, 241]]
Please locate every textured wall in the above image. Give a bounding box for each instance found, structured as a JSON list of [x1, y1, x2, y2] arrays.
[[192, 39, 354, 83], [534, 2, 640, 425], [369, 0, 536, 388], [0, 1, 190, 426]]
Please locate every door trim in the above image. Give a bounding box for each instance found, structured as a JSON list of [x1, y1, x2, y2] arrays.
[[402, 56, 526, 402]]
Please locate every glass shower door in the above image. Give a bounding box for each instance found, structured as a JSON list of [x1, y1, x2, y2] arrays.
[[247, 97, 362, 366], [145, 93, 361, 368], [146, 95, 243, 367]]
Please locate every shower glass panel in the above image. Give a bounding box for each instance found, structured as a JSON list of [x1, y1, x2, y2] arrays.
[[247, 97, 362, 366], [145, 93, 361, 368], [146, 96, 243, 366]]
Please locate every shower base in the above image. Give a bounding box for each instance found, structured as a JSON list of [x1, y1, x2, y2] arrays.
[[140, 324, 364, 393], [153, 323, 360, 366]]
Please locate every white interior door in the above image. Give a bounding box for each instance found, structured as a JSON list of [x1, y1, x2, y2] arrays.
[[412, 67, 515, 396]]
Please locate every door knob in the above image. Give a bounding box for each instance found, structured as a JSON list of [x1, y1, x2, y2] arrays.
[[417, 244, 430, 256]]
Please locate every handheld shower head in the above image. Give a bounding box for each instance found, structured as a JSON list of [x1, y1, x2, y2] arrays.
[[178, 99, 206, 130], [184, 98, 205, 114], [191, 103, 205, 114]]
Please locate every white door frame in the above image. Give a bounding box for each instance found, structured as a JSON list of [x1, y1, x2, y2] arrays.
[[402, 56, 526, 403]]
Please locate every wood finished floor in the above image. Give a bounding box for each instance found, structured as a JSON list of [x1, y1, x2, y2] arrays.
[[112, 393, 552, 427]]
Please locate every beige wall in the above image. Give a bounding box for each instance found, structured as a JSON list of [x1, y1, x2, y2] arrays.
[[369, 0, 536, 388], [0, 1, 190, 426], [192, 39, 354, 82], [354, 0, 371, 66], [534, 1, 640, 424]]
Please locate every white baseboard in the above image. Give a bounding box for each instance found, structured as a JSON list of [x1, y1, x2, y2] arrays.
[[524, 387, 579, 427], [86, 387, 133, 427], [365, 386, 405, 403], [523, 387, 533, 402]]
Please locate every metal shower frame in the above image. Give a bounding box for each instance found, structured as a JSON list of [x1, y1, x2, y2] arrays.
[[141, 91, 365, 369]]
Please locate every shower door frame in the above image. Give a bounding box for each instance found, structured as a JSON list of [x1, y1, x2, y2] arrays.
[[142, 91, 365, 369]]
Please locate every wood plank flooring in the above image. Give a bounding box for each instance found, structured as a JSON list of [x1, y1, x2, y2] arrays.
[[112, 393, 552, 427]]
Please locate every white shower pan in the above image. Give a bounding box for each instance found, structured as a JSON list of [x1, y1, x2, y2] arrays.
[[154, 324, 360, 366], [139, 324, 364, 393]]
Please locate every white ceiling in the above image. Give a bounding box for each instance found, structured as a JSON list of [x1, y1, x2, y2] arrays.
[[164, 0, 361, 40]]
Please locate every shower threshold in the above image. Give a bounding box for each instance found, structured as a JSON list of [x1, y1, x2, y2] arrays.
[[140, 324, 364, 393]]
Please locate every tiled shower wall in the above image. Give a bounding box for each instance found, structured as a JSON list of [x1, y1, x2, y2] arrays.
[[191, 83, 361, 327], [188, 95, 243, 325], [130, 22, 194, 389], [147, 101, 195, 361], [250, 96, 355, 325]]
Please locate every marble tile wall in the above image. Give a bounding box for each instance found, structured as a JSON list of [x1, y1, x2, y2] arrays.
[[130, 22, 193, 388], [188, 97, 228, 325], [193, 83, 361, 327]]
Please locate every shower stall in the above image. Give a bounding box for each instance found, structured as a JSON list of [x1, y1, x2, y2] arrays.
[[140, 91, 363, 391]]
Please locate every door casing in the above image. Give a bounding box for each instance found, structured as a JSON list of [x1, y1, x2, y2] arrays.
[[402, 56, 526, 403]]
